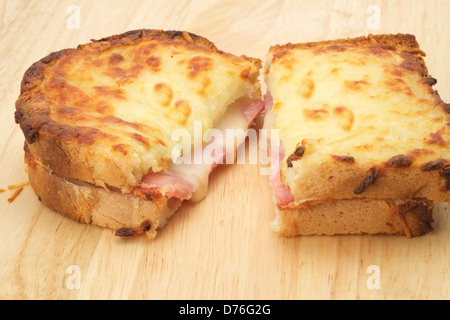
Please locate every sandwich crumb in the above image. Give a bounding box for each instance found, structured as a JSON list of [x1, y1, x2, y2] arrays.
[[7, 187, 24, 203], [354, 166, 380, 194], [287, 145, 305, 168], [421, 159, 446, 171], [384, 154, 413, 168], [115, 219, 151, 237], [2, 180, 30, 203], [7, 181, 30, 190], [331, 155, 355, 163]]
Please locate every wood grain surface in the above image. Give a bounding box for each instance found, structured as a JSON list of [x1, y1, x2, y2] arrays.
[[0, 0, 449, 300]]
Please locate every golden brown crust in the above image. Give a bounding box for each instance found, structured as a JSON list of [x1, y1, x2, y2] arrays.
[[269, 33, 428, 73], [26, 150, 182, 238], [288, 153, 450, 203], [272, 198, 434, 238]]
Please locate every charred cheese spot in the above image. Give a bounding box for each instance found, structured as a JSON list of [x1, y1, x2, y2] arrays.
[[368, 45, 395, 57], [384, 77, 413, 96], [273, 102, 282, 111], [112, 144, 128, 155], [299, 76, 315, 99], [188, 56, 213, 78], [333, 106, 354, 131], [44, 77, 90, 106], [354, 166, 381, 194], [313, 45, 347, 55], [303, 108, 329, 120], [331, 155, 355, 163], [105, 65, 144, 85], [400, 52, 427, 76], [130, 132, 150, 148], [421, 158, 447, 171], [109, 53, 124, 65], [198, 77, 212, 96], [134, 43, 158, 63], [94, 86, 126, 100], [330, 67, 340, 75], [287, 145, 305, 168], [279, 57, 296, 71], [439, 164, 450, 190], [55, 105, 89, 121], [344, 79, 370, 90], [427, 127, 447, 146], [146, 56, 161, 72], [240, 67, 251, 80], [271, 49, 290, 62], [174, 100, 191, 126], [153, 83, 173, 107], [408, 148, 435, 159], [390, 68, 404, 77], [326, 45, 346, 52], [419, 77, 438, 86], [348, 57, 367, 66], [355, 143, 373, 151], [95, 101, 113, 114], [384, 154, 413, 168]]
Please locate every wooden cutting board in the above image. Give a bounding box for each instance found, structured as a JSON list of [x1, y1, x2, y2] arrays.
[[1, 0, 449, 300]]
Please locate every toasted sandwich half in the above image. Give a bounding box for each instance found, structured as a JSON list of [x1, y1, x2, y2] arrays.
[[264, 34, 449, 237], [15, 29, 263, 238]]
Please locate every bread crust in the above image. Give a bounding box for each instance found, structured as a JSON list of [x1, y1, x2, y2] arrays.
[[26, 150, 182, 238], [269, 33, 428, 73], [15, 29, 262, 191], [272, 198, 434, 238], [284, 155, 450, 204]]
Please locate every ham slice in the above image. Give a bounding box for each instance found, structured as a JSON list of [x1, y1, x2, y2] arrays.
[[135, 172, 194, 200], [134, 98, 264, 201], [269, 151, 295, 208], [242, 98, 266, 123], [263, 92, 273, 113], [263, 91, 295, 208]]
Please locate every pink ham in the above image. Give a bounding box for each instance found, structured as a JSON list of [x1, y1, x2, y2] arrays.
[[269, 151, 295, 208], [263, 92, 273, 112], [135, 98, 264, 201], [262, 91, 294, 208], [134, 172, 195, 200], [242, 99, 265, 124]]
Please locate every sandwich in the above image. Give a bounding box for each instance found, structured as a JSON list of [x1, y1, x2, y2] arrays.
[[15, 29, 263, 238], [264, 34, 449, 237]]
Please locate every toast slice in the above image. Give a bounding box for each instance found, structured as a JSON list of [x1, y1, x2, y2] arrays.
[[15, 29, 263, 238], [264, 34, 449, 237]]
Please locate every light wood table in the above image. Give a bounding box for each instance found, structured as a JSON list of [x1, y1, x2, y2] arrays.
[[0, 0, 449, 300]]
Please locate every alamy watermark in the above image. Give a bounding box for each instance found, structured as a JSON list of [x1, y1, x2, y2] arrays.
[[366, 265, 381, 289], [66, 265, 81, 290], [66, 5, 81, 30], [171, 122, 279, 176], [366, 5, 381, 30]]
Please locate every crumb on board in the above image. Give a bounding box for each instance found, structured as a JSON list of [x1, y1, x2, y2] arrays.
[[7, 181, 30, 190], [1, 180, 30, 203], [7, 187, 24, 203]]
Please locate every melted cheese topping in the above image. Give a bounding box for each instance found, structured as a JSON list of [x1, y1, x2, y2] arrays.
[[266, 44, 450, 183], [40, 37, 260, 183], [168, 98, 253, 202]]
